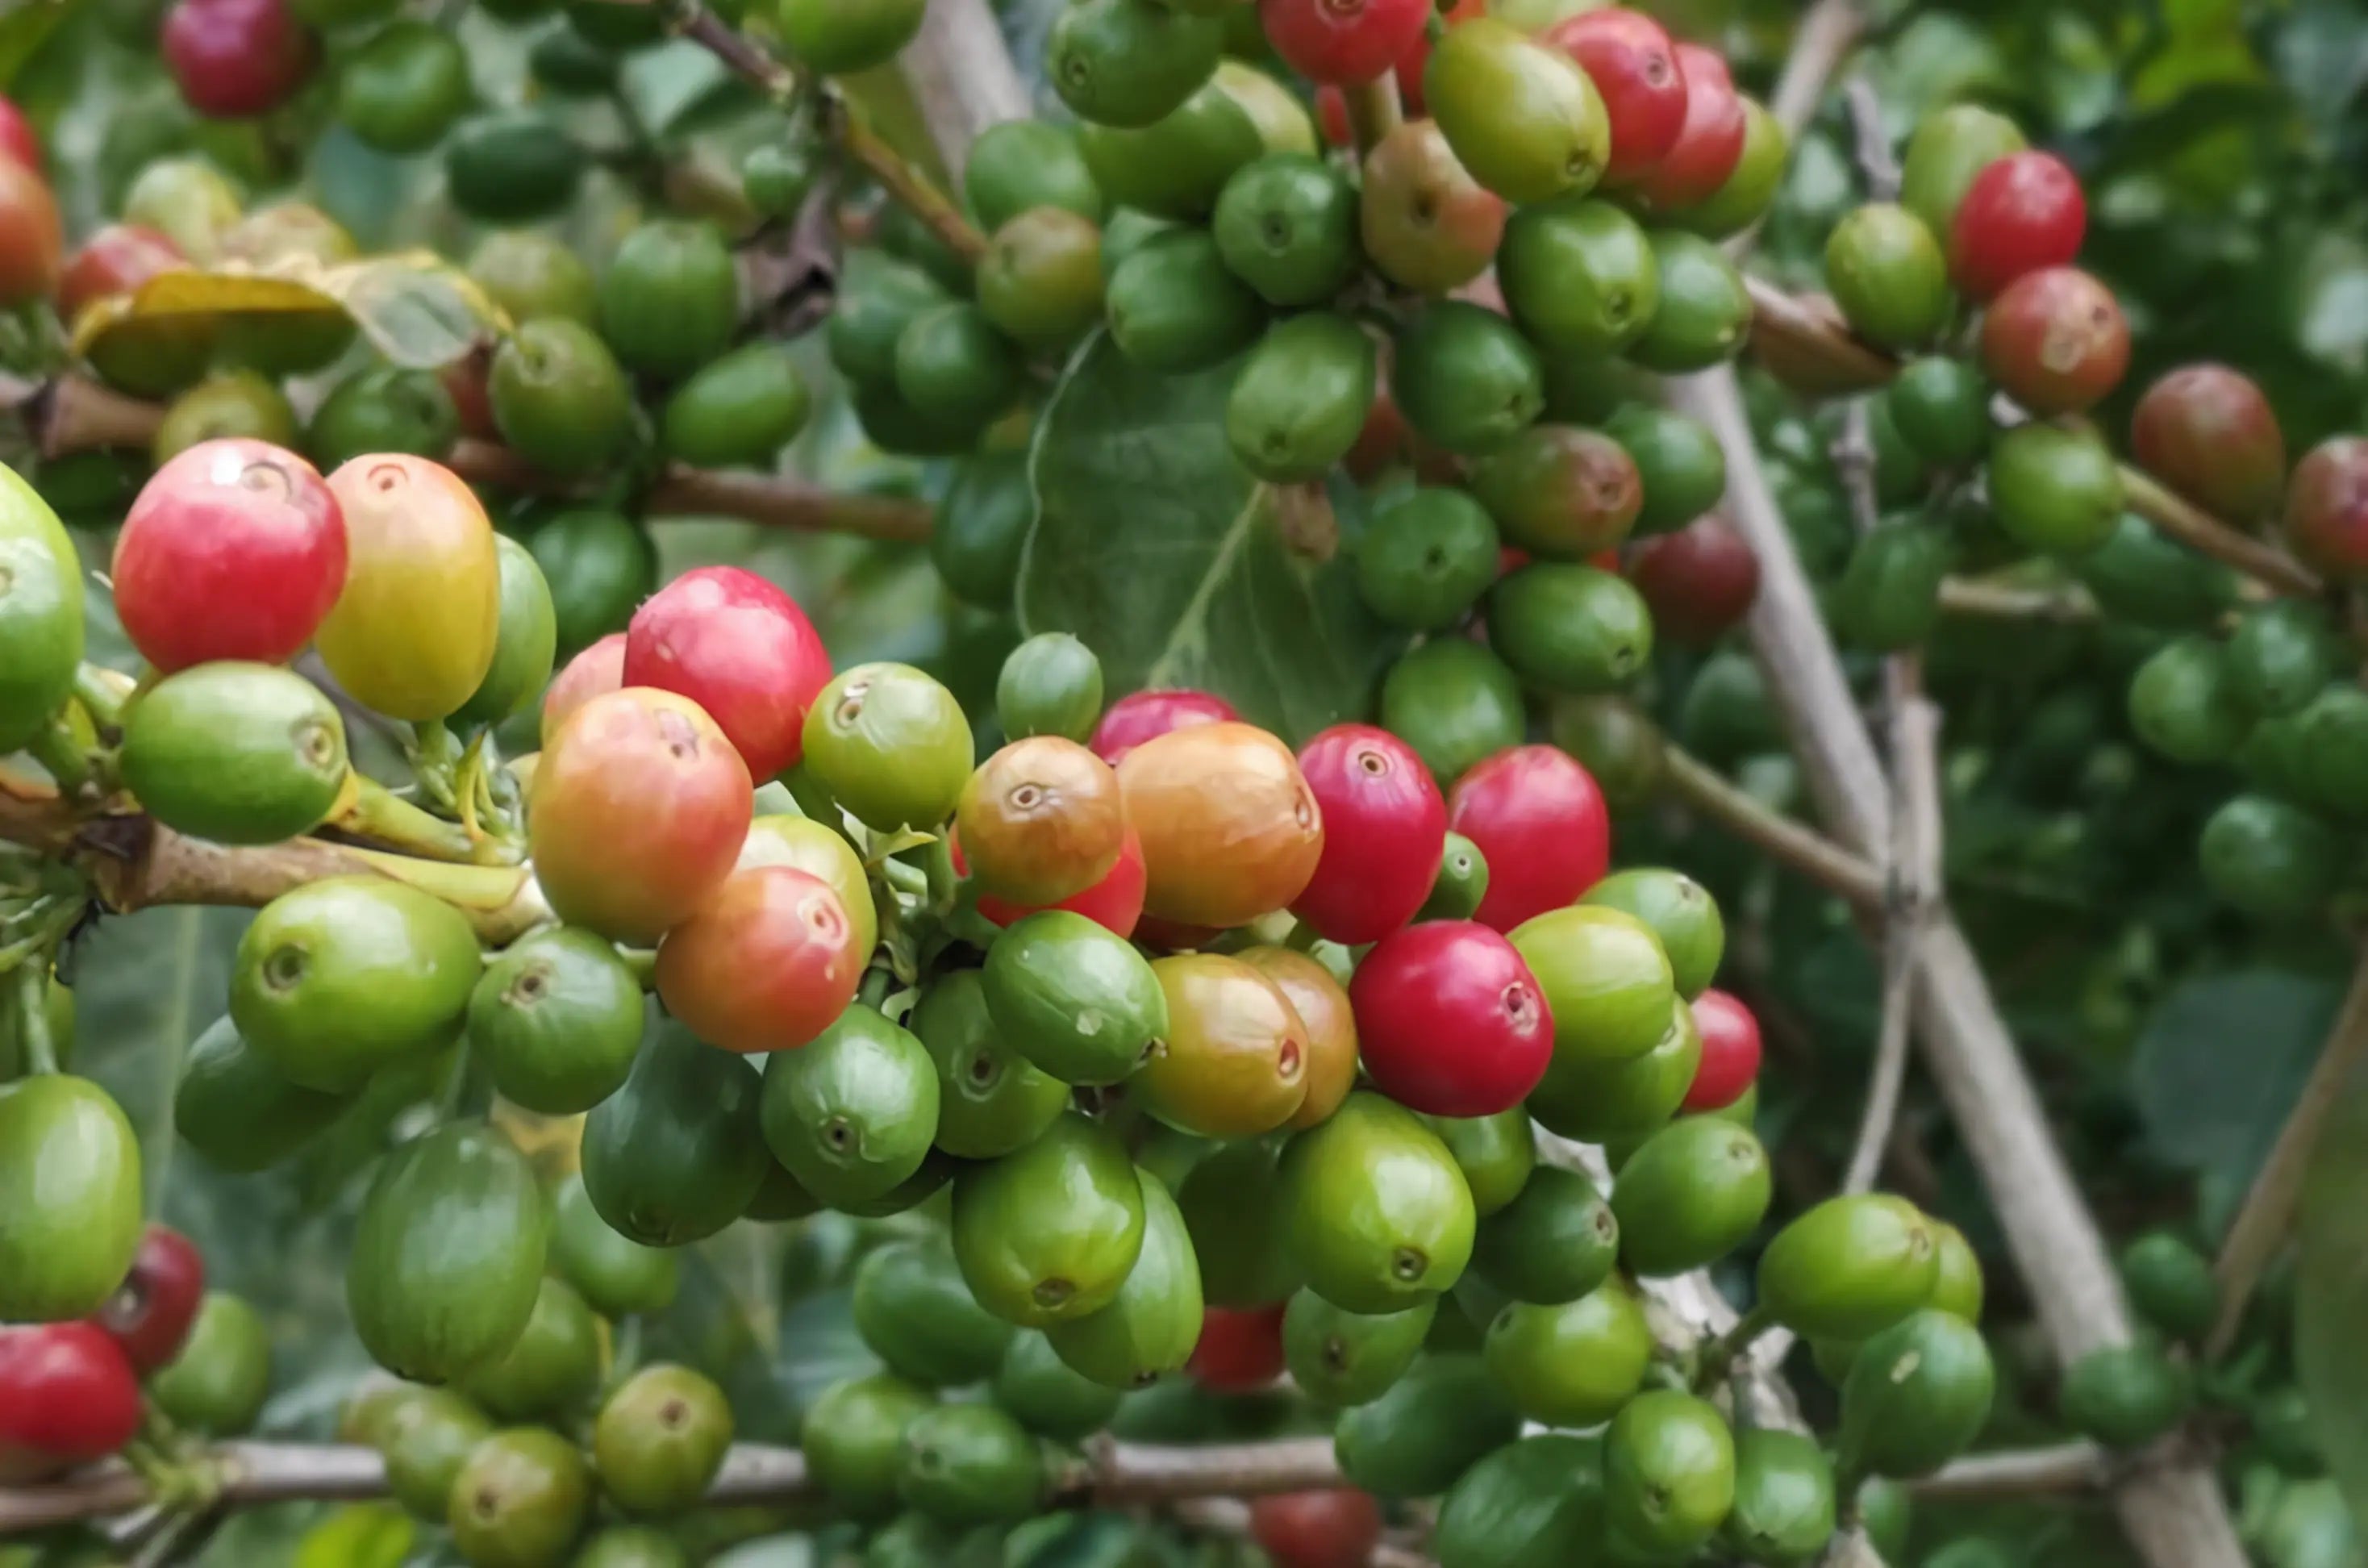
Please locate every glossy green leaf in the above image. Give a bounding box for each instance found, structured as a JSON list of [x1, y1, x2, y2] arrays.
[[1016, 333, 1399, 740]]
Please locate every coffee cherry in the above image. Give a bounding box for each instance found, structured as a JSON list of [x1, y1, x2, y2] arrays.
[[2129, 363, 2286, 523], [542, 632, 626, 746], [2284, 436, 2368, 582], [1090, 687, 1239, 765], [624, 565, 832, 781], [1448, 744, 1611, 931], [0, 1324, 141, 1483], [162, 0, 317, 119], [657, 866, 863, 1053], [1542, 7, 1686, 185], [963, 825, 1147, 938], [115, 439, 347, 672], [0, 160, 59, 307], [318, 454, 501, 722], [1426, 18, 1610, 206], [957, 736, 1128, 907], [1189, 1303, 1286, 1391], [1630, 43, 1744, 211], [1251, 1488, 1384, 1568], [1120, 721, 1325, 928], [530, 686, 753, 945], [1824, 202, 1950, 349], [1290, 724, 1446, 946], [1469, 424, 1644, 557], [1259, 0, 1429, 85], [1351, 920, 1553, 1116], [0, 95, 38, 170], [1682, 988, 1761, 1111], [1628, 516, 1759, 648], [90, 1224, 205, 1375], [1978, 266, 2128, 415], [1359, 119, 1507, 294], [1947, 149, 2085, 302]]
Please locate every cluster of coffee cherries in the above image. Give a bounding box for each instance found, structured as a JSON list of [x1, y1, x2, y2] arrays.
[[0, 1226, 273, 1486]]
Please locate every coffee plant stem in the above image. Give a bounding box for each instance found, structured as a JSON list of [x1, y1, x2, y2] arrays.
[[1935, 575, 2100, 624], [1907, 1442, 2111, 1503], [670, 2, 987, 264], [1766, 0, 1868, 139], [0, 1438, 1375, 1533], [1833, 81, 1937, 1203], [1670, 353, 2249, 1568], [1658, 744, 1885, 909], [900, 0, 1033, 180], [2206, 946, 2368, 1359]]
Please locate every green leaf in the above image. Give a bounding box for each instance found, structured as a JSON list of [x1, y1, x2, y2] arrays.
[[1016, 334, 1400, 741], [2295, 1085, 2368, 1534], [294, 1504, 415, 1568], [0, 1, 77, 90], [2132, 970, 2344, 1199], [618, 40, 744, 140]]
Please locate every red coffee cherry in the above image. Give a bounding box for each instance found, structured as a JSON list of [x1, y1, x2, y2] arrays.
[[115, 438, 348, 672], [1088, 687, 1239, 766], [1947, 149, 2086, 302], [1682, 987, 1761, 1112], [0, 1324, 143, 1484], [1261, 0, 1432, 86], [1628, 42, 1743, 211], [90, 1224, 206, 1375], [1978, 266, 2128, 415], [0, 159, 60, 308], [1446, 744, 1611, 931], [960, 823, 1148, 939], [1627, 516, 1760, 648], [1390, 0, 1486, 114], [161, 0, 318, 120], [1291, 724, 1447, 946], [2284, 436, 2368, 582], [624, 565, 833, 781], [0, 94, 41, 171], [1350, 919, 1553, 1116], [2129, 363, 2287, 523], [1252, 1490, 1385, 1568], [56, 224, 185, 321], [1544, 7, 1686, 185], [1189, 1303, 1287, 1391], [542, 632, 628, 749]]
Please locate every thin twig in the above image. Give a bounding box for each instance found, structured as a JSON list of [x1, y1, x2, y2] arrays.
[[1937, 576, 2099, 625], [0, 1439, 1363, 1534], [1833, 79, 1930, 1201], [2206, 946, 2368, 1358], [1765, 0, 1867, 138], [1343, 77, 1405, 156], [899, 0, 1033, 181], [1659, 746, 1885, 911], [1911, 1444, 2112, 1502]]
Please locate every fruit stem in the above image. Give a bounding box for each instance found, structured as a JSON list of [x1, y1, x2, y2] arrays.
[[10, 960, 58, 1076], [1691, 1304, 1775, 1393], [24, 713, 94, 799], [1343, 77, 1405, 157], [920, 832, 961, 915], [1283, 917, 1324, 954], [857, 963, 896, 1011], [71, 665, 131, 733], [331, 776, 488, 865]]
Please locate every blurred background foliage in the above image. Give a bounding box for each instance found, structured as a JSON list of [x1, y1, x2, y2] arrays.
[[10, 0, 2368, 1562]]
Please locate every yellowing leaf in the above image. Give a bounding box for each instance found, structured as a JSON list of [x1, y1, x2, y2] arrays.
[[71, 252, 511, 371], [294, 1504, 413, 1568]]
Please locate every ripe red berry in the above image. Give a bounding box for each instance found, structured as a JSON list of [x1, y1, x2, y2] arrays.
[[1947, 150, 2086, 302], [656, 865, 864, 1053], [90, 1225, 206, 1375], [1544, 7, 1686, 185], [1291, 724, 1446, 945], [958, 823, 1149, 939], [0, 159, 60, 307], [0, 95, 41, 171], [2284, 436, 2368, 583], [1261, 0, 1432, 86], [1189, 1303, 1287, 1391], [543, 632, 627, 748], [115, 438, 348, 672], [1088, 687, 1239, 765], [56, 224, 185, 322], [161, 0, 317, 120], [1447, 744, 1611, 931], [1628, 43, 1743, 211], [1682, 987, 1761, 1111], [623, 565, 832, 781], [2129, 363, 2287, 523], [1978, 265, 2128, 415], [1349, 919, 1553, 1116], [1251, 1489, 1386, 1568], [0, 1324, 143, 1484], [1627, 516, 1760, 648]]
